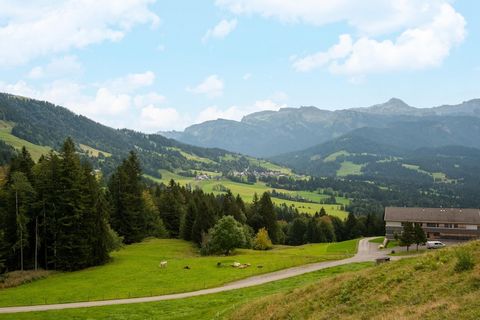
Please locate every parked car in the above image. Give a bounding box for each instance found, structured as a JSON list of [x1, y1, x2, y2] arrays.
[[426, 241, 446, 249]]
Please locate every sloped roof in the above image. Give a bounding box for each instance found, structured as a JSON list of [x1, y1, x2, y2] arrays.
[[384, 207, 480, 224]]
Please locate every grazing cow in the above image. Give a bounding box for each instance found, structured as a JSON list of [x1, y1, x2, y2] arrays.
[[184, 266, 190, 270], [159, 261, 168, 268]]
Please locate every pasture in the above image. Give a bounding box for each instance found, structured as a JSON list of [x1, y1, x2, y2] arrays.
[[149, 170, 349, 218], [0, 121, 51, 161], [0, 262, 372, 320], [0, 238, 358, 307]]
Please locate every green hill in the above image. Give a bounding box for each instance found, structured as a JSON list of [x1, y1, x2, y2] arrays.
[[0, 93, 291, 178], [229, 241, 480, 320]]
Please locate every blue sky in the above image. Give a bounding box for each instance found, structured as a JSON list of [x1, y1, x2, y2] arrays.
[[0, 0, 478, 132]]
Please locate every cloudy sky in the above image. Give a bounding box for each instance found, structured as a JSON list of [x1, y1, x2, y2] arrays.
[[0, 0, 478, 132]]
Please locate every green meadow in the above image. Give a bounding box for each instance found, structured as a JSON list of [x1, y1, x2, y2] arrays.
[[148, 170, 349, 218], [0, 121, 51, 161], [0, 238, 358, 307], [0, 262, 372, 320]]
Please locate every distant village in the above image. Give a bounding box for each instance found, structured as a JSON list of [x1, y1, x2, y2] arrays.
[[194, 168, 288, 181]]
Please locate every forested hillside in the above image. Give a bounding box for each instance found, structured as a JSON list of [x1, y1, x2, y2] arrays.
[[0, 93, 284, 177]]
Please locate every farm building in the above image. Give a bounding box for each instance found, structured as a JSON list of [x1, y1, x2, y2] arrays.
[[384, 207, 480, 240]]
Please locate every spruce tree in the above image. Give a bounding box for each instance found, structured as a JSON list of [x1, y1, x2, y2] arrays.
[[258, 192, 278, 243], [180, 200, 197, 241], [191, 198, 215, 244], [108, 151, 146, 244]]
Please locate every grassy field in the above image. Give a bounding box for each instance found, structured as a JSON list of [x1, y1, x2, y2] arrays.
[[79, 144, 111, 157], [0, 121, 51, 161], [0, 238, 358, 307], [0, 263, 373, 320], [369, 237, 398, 249], [149, 170, 348, 218], [402, 163, 454, 183], [336, 161, 364, 177], [229, 240, 480, 320], [323, 150, 350, 162]]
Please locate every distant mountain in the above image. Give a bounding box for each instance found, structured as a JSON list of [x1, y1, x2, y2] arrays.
[[161, 98, 480, 157], [0, 93, 282, 178]]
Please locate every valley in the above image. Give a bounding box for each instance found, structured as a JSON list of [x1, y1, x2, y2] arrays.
[[1, 2, 479, 318]]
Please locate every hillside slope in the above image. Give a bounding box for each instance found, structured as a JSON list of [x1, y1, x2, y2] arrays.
[[0, 93, 288, 177], [272, 128, 480, 187], [229, 241, 480, 320]]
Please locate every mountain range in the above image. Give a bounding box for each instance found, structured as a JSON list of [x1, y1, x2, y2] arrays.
[[161, 98, 480, 158]]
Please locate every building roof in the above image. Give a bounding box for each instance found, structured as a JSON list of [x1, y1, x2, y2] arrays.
[[384, 207, 480, 224]]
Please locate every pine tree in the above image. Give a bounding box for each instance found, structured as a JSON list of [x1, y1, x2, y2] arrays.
[[306, 217, 320, 243], [55, 138, 92, 270], [257, 192, 278, 243], [287, 218, 307, 245], [180, 200, 197, 241], [191, 198, 215, 244], [345, 212, 360, 239], [413, 223, 427, 251], [397, 222, 415, 251], [108, 151, 146, 244], [7, 172, 34, 270]]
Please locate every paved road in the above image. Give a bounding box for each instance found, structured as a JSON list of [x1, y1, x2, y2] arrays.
[[0, 238, 399, 314]]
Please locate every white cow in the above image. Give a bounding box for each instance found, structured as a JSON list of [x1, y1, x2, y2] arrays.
[[159, 261, 168, 268]]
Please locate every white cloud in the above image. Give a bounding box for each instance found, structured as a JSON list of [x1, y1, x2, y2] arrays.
[[202, 19, 237, 43], [134, 92, 166, 108], [187, 74, 224, 98], [139, 105, 186, 131], [27, 55, 83, 79], [0, 0, 159, 67], [103, 71, 155, 93], [0, 70, 164, 130], [217, 0, 466, 77], [195, 99, 286, 123], [293, 34, 353, 72]]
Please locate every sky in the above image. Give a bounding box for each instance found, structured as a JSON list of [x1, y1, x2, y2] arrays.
[[0, 0, 479, 133]]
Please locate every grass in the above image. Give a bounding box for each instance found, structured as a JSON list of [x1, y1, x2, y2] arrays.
[[402, 163, 455, 183], [167, 147, 216, 164], [79, 144, 111, 157], [389, 249, 427, 256], [0, 262, 373, 320], [323, 150, 350, 162], [336, 161, 364, 177], [228, 240, 480, 320], [148, 170, 348, 218], [0, 121, 51, 161], [369, 237, 398, 249], [0, 238, 358, 307]]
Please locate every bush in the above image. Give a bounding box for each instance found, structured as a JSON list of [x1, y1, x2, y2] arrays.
[[253, 228, 273, 250], [454, 250, 475, 272]]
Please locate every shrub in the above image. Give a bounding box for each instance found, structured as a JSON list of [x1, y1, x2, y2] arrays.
[[454, 250, 475, 272], [253, 228, 273, 250]]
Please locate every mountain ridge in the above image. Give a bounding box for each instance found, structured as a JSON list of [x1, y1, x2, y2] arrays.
[[161, 98, 480, 157]]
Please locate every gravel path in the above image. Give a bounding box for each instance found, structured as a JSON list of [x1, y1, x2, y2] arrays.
[[0, 237, 394, 314]]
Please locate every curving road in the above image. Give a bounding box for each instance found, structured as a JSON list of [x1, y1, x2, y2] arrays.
[[0, 238, 398, 314]]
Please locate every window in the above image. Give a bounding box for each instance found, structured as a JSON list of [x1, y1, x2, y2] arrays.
[[426, 223, 438, 228], [444, 224, 453, 228]]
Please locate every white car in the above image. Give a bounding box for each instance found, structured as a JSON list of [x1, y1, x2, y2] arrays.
[[426, 241, 446, 249]]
